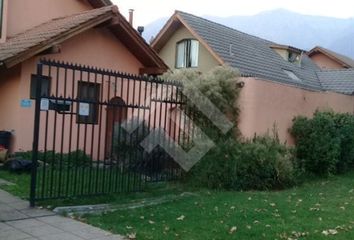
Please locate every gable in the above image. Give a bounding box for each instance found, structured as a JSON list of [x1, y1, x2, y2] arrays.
[[156, 23, 220, 72], [310, 52, 345, 70]]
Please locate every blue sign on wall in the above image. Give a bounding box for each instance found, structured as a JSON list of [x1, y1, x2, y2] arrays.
[[20, 99, 32, 108]]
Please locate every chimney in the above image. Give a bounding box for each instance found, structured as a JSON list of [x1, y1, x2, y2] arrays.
[[129, 9, 134, 25], [137, 26, 144, 36]]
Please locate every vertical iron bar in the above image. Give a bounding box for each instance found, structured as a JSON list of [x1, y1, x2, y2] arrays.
[[81, 71, 89, 195], [136, 78, 142, 190], [119, 77, 126, 192], [49, 66, 60, 198], [41, 65, 51, 199], [66, 68, 75, 197], [95, 73, 104, 194], [89, 72, 98, 194], [30, 63, 43, 207], [58, 67, 67, 197]]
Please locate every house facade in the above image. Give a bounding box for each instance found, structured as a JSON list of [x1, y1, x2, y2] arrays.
[[0, 0, 168, 153], [152, 11, 354, 144]]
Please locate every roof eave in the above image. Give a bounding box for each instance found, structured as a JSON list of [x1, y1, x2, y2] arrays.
[[110, 13, 168, 74]]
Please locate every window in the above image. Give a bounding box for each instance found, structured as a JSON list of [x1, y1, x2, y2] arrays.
[[30, 74, 51, 99], [77, 82, 100, 124], [176, 39, 199, 68], [288, 52, 300, 63], [0, 0, 3, 38], [283, 69, 302, 82]]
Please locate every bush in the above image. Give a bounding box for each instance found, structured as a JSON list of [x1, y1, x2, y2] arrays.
[[163, 66, 241, 140], [291, 111, 354, 176], [15, 150, 92, 167], [186, 135, 297, 191], [112, 118, 179, 177], [335, 114, 354, 172]]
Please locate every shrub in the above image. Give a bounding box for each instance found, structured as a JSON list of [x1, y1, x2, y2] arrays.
[[291, 111, 354, 176], [186, 135, 297, 191], [334, 114, 354, 172], [163, 66, 241, 140], [15, 150, 92, 167], [112, 118, 178, 177]]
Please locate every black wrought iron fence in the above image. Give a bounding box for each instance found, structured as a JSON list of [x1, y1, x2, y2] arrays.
[[29, 59, 193, 206]]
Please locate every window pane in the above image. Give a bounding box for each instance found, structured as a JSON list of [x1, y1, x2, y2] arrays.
[[190, 40, 199, 67], [77, 82, 100, 124], [176, 42, 186, 68]]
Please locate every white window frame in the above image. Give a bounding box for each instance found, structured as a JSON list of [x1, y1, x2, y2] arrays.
[[175, 39, 199, 68]]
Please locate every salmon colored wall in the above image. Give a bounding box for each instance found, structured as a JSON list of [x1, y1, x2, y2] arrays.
[[238, 77, 354, 144], [4, 27, 144, 154], [0, 66, 21, 151], [310, 53, 345, 70], [7, 0, 92, 36]]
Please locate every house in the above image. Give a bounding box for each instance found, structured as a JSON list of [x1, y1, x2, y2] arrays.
[[308, 46, 354, 70], [0, 0, 168, 153], [151, 11, 354, 144]]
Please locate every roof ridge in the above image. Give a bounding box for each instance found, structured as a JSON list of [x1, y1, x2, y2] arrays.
[[175, 10, 275, 45]]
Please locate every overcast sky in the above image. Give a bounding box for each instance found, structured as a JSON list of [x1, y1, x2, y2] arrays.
[[112, 0, 354, 27]]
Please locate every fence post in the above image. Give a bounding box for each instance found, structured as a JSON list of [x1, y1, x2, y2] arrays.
[[30, 63, 43, 207]]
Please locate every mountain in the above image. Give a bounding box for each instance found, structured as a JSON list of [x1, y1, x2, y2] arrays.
[[143, 9, 354, 58]]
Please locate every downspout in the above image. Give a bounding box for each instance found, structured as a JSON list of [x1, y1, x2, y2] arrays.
[[0, 0, 8, 44]]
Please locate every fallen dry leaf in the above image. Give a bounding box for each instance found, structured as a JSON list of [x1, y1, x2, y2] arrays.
[[229, 226, 237, 234], [127, 232, 136, 240]]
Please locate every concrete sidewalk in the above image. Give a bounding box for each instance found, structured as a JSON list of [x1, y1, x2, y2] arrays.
[[0, 189, 125, 240]]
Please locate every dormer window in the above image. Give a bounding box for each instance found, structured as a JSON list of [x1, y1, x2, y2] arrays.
[[271, 44, 303, 65], [176, 39, 199, 68], [0, 0, 3, 38]]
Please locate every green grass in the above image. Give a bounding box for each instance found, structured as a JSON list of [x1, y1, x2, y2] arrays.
[[2, 168, 354, 239], [0, 169, 187, 208], [0, 170, 30, 199], [83, 172, 354, 240]]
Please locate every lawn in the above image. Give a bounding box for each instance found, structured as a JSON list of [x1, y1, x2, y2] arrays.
[[1, 169, 354, 239], [0, 169, 187, 207], [83, 172, 354, 240]]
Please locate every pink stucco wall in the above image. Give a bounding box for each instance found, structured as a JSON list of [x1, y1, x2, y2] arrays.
[[7, 0, 92, 37], [0, 66, 21, 152], [238, 77, 354, 144], [0, 27, 144, 153], [310, 53, 345, 70]]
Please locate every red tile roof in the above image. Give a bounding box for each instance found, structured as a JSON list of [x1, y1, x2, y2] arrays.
[[0, 6, 114, 67]]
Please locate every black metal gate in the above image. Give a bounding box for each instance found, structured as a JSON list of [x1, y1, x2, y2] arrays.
[[30, 59, 190, 206]]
